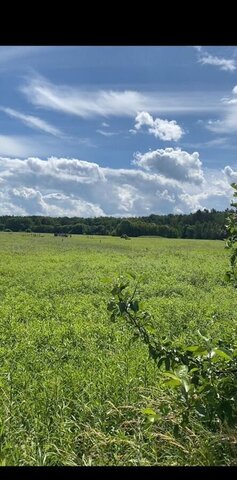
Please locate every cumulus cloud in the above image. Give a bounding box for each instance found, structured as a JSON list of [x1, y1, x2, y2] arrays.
[[196, 47, 236, 72], [134, 111, 184, 141], [10, 186, 104, 217], [133, 148, 204, 184], [0, 155, 234, 217], [224, 165, 237, 183], [1, 107, 63, 137]]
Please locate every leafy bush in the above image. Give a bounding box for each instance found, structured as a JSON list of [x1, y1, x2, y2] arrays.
[[225, 183, 237, 287], [108, 274, 237, 429]]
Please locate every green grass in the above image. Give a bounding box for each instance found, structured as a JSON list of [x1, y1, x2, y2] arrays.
[[0, 232, 236, 466]]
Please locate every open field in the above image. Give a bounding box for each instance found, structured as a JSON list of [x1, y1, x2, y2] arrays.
[[0, 232, 236, 466]]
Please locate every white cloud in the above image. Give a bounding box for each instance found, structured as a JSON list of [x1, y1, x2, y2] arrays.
[[0, 134, 75, 158], [207, 110, 237, 134], [96, 129, 118, 137], [134, 111, 184, 141], [206, 85, 237, 134], [224, 165, 237, 183], [196, 48, 236, 72], [133, 148, 204, 184], [183, 137, 228, 149], [0, 135, 44, 157], [0, 155, 233, 217], [193, 46, 202, 53], [10, 186, 104, 217], [101, 122, 109, 127], [1, 107, 63, 137], [21, 77, 146, 118], [221, 86, 237, 105], [21, 75, 225, 118], [200, 54, 236, 72], [0, 46, 44, 65]]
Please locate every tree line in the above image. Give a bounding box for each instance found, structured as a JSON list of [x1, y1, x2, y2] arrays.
[[0, 208, 233, 239]]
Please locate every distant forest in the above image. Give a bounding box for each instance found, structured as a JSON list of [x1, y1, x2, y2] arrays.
[[0, 209, 234, 239]]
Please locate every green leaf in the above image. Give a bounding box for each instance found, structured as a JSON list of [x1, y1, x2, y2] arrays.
[[186, 345, 201, 352], [193, 346, 209, 356], [139, 301, 146, 310], [146, 326, 157, 335], [127, 272, 136, 280], [224, 272, 231, 282], [212, 348, 232, 361], [163, 372, 181, 381], [141, 408, 161, 422], [147, 414, 160, 423], [101, 277, 111, 284], [182, 379, 190, 393], [198, 382, 212, 394], [165, 379, 182, 388], [141, 408, 157, 416]]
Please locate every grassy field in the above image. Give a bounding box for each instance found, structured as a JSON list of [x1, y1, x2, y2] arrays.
[[0, 232, 236, 466]]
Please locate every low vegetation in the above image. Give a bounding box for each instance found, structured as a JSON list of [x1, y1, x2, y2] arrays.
[[0, 232, 236, 465]]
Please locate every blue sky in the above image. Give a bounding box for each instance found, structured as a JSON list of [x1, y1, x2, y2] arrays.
[[0, 45, 237, 217]]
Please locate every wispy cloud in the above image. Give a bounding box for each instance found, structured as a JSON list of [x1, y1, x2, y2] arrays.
[[195, 47, 236, 72], [96, 129, 118, 137], [134, 111, 184, 141], [221, 85, 237, 105], [21, 75, 226, 118], [183, 137, 228, 149], [0, 135, 48, 157], [193, 46, 202, 53], [1, 107, 63, 137], [200, 54, 236, 72], [0, 46, 44, 65], [206, 85, 237, 133]]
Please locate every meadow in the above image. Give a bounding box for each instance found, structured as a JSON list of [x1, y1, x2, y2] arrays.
[[0, 232, 236, 466]]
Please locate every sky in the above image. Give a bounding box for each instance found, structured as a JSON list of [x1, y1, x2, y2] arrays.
[[0, 45, 237, 217]]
